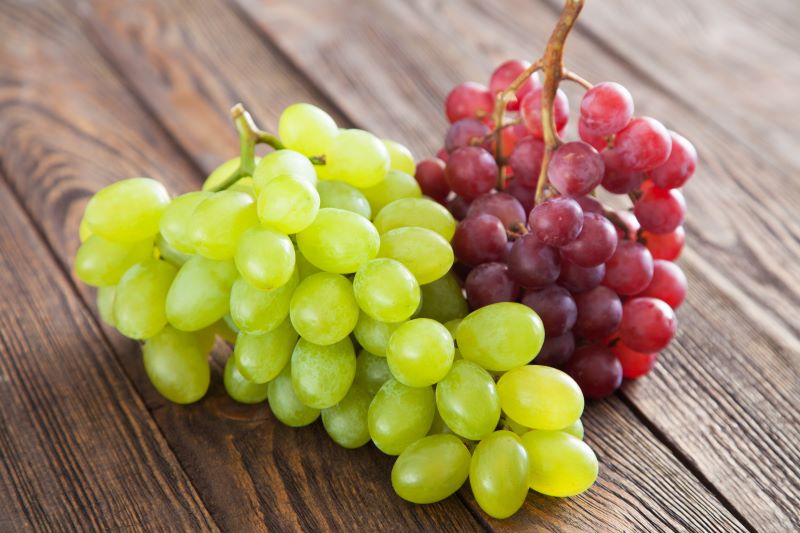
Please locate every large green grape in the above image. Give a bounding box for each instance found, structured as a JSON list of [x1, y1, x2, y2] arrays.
[[316, 180, 371, 219], [190, 190, 258, 260], [224, 356, 269, 404], [386, 319, 454, 387], [296, 208, 379, 274], [469, 431, 530, 519], [278, 103, 338, 157], [378, 227, 453, 284], [325, 129, 389, 188], [229, 269, 299, 334], [113, 259, 177, 339], [521, 430, 598, 497], [436, 360, 500, 440], [321, 384, 372, 449], [96, 285, 117, 327], [391, 434, 470, 504], [290, 337, 356, 409], [382, 139, 415, 176], [84, 177, 169, 243], [359, 170, 421, 215], [497, 365, 583, 430], [368, 379, 435, 455], [143, 326, 210, 404], [159, 191, 212, 254], [374, 198, 456, 241], [234, 318, 298, 383], [418, 272, 469, 323], [354, 349, 392, 396], [353, 258, 420, 323], [166, 256, 238, 331], [352, 313, 401, 357], [253, 149, 317, 191], [268, 366, 320, 427], [257, 175, 320, 234], [235, 226, 295, 290], [74, 235, 154, 287], [289, 272, 359, 345]]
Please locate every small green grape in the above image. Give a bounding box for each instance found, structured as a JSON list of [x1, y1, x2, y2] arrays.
[[353, 258, 420, 323], [469, 431, 530, 519], [382, 139, 415, 176], [289, 272, 358, 345], [96, 286, 116, 326], [521, 430, 598, 497], [214, 316, 238, 345], [359, 170, 421, 215], [253, 149, 317, 191], [159, 191, 211, 254], [436, 360, 500, 440], [257, 175, 320, 234], [268, 366, 320, 427], [391, 434, 470, 504], [294, 247, 321, 279], [321, 384, 372, 449], [166, 256, 238, 331], [563, 419, 585, 440], [296, 208, 379, 274], [156, 234, 191, 266], [79, 215, 92, 243], [190, 190, 258, 260], [235, 226, 295, 290], [143, 326, 210, 404], [85, 177, 170, 243], [374, 198, 456, 241], [352, 313, 401, 357], [201, 157, 261, 191], [418, 272, 469, 323], [316, 180, 371, 219], [113, 259, 177, 340], [224, 356, 269, 404], [427, 408, 455, 436], [234, 318, 298, 383], [279, 103, 338, 157], [379, 227, 453, 284], [497, 365, 584, 430], [227, 177, 256, 198], [229, 269, 299, 334], [326, 129, 389, 188], [290, 337, 356, 409], [75, 235, 154, 287], [368, 379, 435, 455], [443, 319, 462, 338], [386, 319, 454, 387], [354, 349, 392, 396]]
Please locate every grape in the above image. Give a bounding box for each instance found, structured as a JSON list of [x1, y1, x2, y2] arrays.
[[418, 272, 469, 323], [507, 234, 560, 289], [614, 210, 641, 240], [278, 103, 338, 156], [563, 345, 623, 398], [386, 319, 454, 387], [529, 197, 584, 247], [294, 246, 321, 279], [84, 177, 169, 243], [573, 286, 623, 340], [166, 256, 238, 331], [612, 117, 672, 171], [373, 197, 456, 241], [436, 360, 500, 440], [322, 384, 372, 448], [354, 349, 392, 396], [452, 214, 507, 266], [444, 146, 498, 200], [74, 235, 153, 287], [601, 153, 645, 194], [96, 285, 117, 327], [558, 259, 604, 293], [224, 356, 269, 404], [160, 191, 212, 254], [203, 157, 257, 191], [354, 258, 420, 323], [253, 149, 317, 190], [315, 180, 371, 219], [489, 59, 539, 111], [521, 430, 598, 497], [267, 365, 320, 427], [414, 158, 450, 203], [465, 262, 519, 308], [535, 332, 575, 368], [444, 118, 491, 153], [296, 208, 380, 274], [234, 318, 297, 383], [353, 314, 401, 357], [155, 234, 191, 267], [504, 178, 537, 213], [637, 259, 687, 309], [445, 82, 494, 122], [291, 337, 356, 409], [230, 269, 299, 334], [234, 227, 295, 290], [603, 240, 654, 295], [560, 213, 618, 267], [521, 285, 577, 337], [113, 259, 177, 340], [579, 82, 634, 136], [643, 226, 685, 261], [650, 131, 697, 189], [469, 431, 529, 519], [326, 129, 390, 188], [391, 434, 471, 504], [578, 119, 608, 151], [508, 137, 544, 188], [634, 186, 686, 234], [574, 195, 604, 215], [497, 365, 583, 429], [446, 195, 471, 220], [78, 214, 93, 243], [290, 272, 359, 345], [368, 379, 435, 455], [142, 326, 210, 404], [456, 302, 544, 371], [191, 191, 258, 260], [620, 297, 677, 353], [466, 192, 526, 230], [383, 139, 416, 176], [257, 175, 320, 234], [520, 88, 569, 139], [547, 141, 605, 197], [379, 227, 454, 284], [611, 341, 658, 379], [359, 169, 421, 215]]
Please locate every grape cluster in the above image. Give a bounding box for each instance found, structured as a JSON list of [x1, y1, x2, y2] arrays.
[[75, 102, 598, 519], [415, 59, 694, 399]]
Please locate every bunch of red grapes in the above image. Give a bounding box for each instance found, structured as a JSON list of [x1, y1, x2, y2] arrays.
[[414, 59, 695, 398]]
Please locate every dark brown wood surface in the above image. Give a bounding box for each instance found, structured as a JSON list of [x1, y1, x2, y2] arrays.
[[0, 0, 797, 531]]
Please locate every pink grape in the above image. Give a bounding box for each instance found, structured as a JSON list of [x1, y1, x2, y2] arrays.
[[547, 141, 605, 197], [650, 131, 697, 189], [619, 297, 676, 353], [521, 285, 577, 337], [507, 234, 560, 289], [573, 286, 622, 340], [504, 179, 536, 213], [436, 148, 449, 162], [564, 345, 623, 398], [614, 210, 640, 240], [467, 192, 526, 230], [578, 120, 608, 151], [508, 137, 544, 188], [529, 197, 584, 247], [445, 146, 498, 200], [558, 260, 605, 293], [574, 195, 603, 215], [560, 213, 618, 267], [489, 60, 539, 111], [465, 262, 520, 309], [415, 158, 450, 203], [643, 227, 685, 261], [612, 117, 672, 171], [611, 342, 658, 379], [603, 241, 654, 295], [445, 82, 494, 123], [445, 118, 491, 153], [634, 186, 686, 234], [452, 214, 507, 266], [602, 151, 645, 194], [535, 332, 575, 368], [520, 88, 569, 139], [579, 82, 634, 136], [637, 260, 687, 309]]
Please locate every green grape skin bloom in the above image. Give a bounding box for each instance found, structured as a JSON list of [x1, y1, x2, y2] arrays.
[[359, 169, 421, 216], [418, 272, 469, 324], [96, 285, 117, 327], [235, 226, 296, 290], [374, 198, 456, 241], [290, 337, 356, 409], [325, 129, 390, 188], [296, 208, 380, 274], [253, 149, 317, 191], [268, 366, 320, 427], [190, 190, 258, 260], [113, 259, 177, 340], [436, 360, 500, 441], [75, 235, 153, 287], [391, 434, 470, 504], [368, 379, 435, 455], [257, 175, 320, 234], [230, 269, 299, 334], [278, 103, 338, 157], [160, 192, 212, 254], [354, 349, 392, 396], [379, 227, 454, 285], [386, 319, 454, 388], [234, 318, 298, 384], [353, 313, 401, 357], [321, 384, 372, 449], [316, 180, 371, 219], [469, 430, 530, 519], [353, 259, 420, 323], [521, 430, 598, 497], [224, 356, 269, 404], [289, 272, 359, 345], [456, 302, 544, 372], [84, 177, 169, 243], [166, 256, 238, 331], [143, 326, 210, 404], [497, 365, 584, 431], [382, 139, 416, 176]]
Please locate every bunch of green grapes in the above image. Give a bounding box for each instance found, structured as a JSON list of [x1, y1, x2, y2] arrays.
[[74, 102, 598, 520]]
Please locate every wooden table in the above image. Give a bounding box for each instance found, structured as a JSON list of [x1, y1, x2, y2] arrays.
[[1, 0, 798, 531]]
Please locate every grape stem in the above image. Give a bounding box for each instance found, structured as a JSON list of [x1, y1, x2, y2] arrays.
[[561, 69, 593, 90]]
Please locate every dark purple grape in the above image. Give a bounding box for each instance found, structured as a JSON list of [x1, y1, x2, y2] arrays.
[[560, 213, 618, 267], [444, 146, 498, 201], [452, 214, 507, 266], [558, 260, 605, 293], [467, 192, 526, 230], [535, 332, 575, 368], [465, 262, 520, 309], [508, 137, 544, 188], [563, 345, 623, 398], [444, 118, 492, 153], [507, 234, 560, 289], [529, 197, 584, 247], [547, 141, 605, 197], [521, 285, 577, 337], [573, 286, 622, 340]]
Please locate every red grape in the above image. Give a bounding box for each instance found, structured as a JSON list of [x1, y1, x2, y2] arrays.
[[436, 148, 449, 162], [619, 297, 676, 353], [415, 158, 450, 203], [603, 240, 654, 295], [494, 123, 528, 159], [563, 345, 623, 398], [489, 59, 540, 111], [504, 178, 537, 213], [574, 195, 604, 215], [578, 119, 608, 151], [634, 186, 686, 234], [611, 342, 657, 379], [558, 260, 605, 293], [560, 213, 618, 267], [508, 137, 544, 188], [445, 82, 494, 123], [601, 150, 645, 194], [465, 262, 520, 309], [547, 141, 605, 197], [529, 197, 584, 247], [579, 82, 634, 136], [650, 131, 697, 189], [521, 285, 577, 336], [444, 146, 498, 200], [573, 286, 623, 340], [643, 226, 685, 261], [637, 259, 687, 309], [535, 332, 575, 368], [446, 195, 471, 220], [507, 234, 560, 289], [615, 210, 640, 240], [612, 117, 672, 171], [467, 192, 526, 230], [452, 214, 507, 266], [520, 88, 569, 139], [444, 118, 491, 153]]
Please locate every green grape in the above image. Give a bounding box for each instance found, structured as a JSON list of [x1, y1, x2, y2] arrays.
[[290, 337, 356, 409], [159, 191, 211, 254], [470, 431, 530, 519], [354, 349, 392, 395], [391, 434, 470, 504], [386, 319, 454, 387], [214, 316, 238, 345], [190, 191, 258, 260], [352, 313, 401, 356], [374, 198, 456, 241], [294, 247, 321, 279], [234, 226, 295, 290], [75, 235, 154, 287], [227, 177, 256, 198], [321, 384, 372, 449], [234, 318, 298, 383], [359, 170, 421, 215], [563, 419, 584, 440], [326, 129, 389, 188], [418, 272, 469, 323], [143, 326, 210, 404], [229, 269, 298, 334], [296, 208, 379, 274], [79, 215, 92, 242], [253, 149, 317, 190], [96, 286, 116, 326], [505, 416, 531, 436], [289, 272, 358, 345], [268, 365, 320, 427], [521, 430, 598, 497], [224, 356, 269, 404], [436, 360, 500, 440], [497, 365, 583, 430], [202, 157, 240, 191], [382, 139, 416, 176], [85, 177, 169, 243], [113, 259, 177, 340], [316, 180, 371, 219], [444, 319, 462, 339], [368, 379, 435, 455], [456, 302, 544, 372], [379, 227, 453, 284], [155, 234, 191, 266], [166, 256, 238, 331], [279, 103, 338, 157], [257, 175, 320, 234], [353, 259, 420, 323], [427, 408, 455, 436]]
